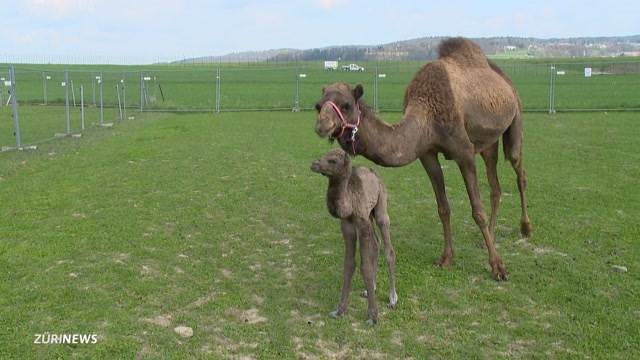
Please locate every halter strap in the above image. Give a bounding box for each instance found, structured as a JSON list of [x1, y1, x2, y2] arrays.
[[325, 100, 360, 139]]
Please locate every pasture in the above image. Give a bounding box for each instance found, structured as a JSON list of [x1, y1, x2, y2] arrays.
[[1, 107, 638, 358]]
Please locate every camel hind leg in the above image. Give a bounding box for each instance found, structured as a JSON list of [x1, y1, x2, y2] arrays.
[[372, 187, 397, 309], [502, 113, 532, 237], [456, 151, 507, 281]]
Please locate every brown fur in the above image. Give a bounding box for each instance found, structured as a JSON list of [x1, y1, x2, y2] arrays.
[[310, 148, 397, 325], [314, 37, 533, 281]]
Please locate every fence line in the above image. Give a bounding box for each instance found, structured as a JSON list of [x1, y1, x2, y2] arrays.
[[2, 60, 640, 151]]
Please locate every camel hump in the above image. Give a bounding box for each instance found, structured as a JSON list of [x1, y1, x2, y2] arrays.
[[438, 37, 488, 67]]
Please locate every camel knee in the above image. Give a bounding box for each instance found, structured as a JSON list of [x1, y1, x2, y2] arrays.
[[384, 246, 396, 263], [490, 189, 501, 203], [375, 213, 390, 228], [518, 176, 528, 190], [472, 211, 488, 227], [437, 205, 450, 221]]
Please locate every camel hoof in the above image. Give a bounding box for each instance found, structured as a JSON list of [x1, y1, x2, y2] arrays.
[[329, 310, 344, 319], [490, 260, 508, 281], [366, 318, 377, 326], [434, 256, 453, 268], [388, 291, 398, 309], [360, 290, 369, 298], [520, 222, 533, 237]]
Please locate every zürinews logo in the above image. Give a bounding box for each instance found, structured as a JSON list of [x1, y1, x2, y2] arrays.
[[34, 333, 98, 345]]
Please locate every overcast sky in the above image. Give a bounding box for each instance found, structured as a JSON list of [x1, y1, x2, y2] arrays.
[[3, 0, 639, 63]]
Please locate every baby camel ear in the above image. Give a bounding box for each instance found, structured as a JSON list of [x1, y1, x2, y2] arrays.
[[353, 84, 364, 101]]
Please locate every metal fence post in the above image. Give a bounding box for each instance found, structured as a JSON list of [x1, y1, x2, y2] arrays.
[[0, 76, 4, 106], [10, 66, 22, 148], [548, 64, 556, 114], [216, 68, 221, 113], [99, 72, 104, 125], [116, 84, 123, 120], [71, 79, 76, 107], [92, 74, 96, 107], [123, 80, 127, 119], [293, 70, 300, 112], [65, 71, 71, 134], [139, 72, 144, 112], [374, 64, 379, 113], [42, 71, 47, 105], [80, 85, 85, 130]]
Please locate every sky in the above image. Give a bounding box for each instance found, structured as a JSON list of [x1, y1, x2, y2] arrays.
[[2, 0, 639, 63]]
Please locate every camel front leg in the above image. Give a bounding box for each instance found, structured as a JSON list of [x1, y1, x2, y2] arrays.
[[420, 153, 454, 267], [480, 142, 501, 239], [456, 155, 508, 281], [330, 220, 357, 318]]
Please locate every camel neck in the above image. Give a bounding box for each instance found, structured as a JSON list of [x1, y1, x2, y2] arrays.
[[343, 106, 424, 167], [326, 169, 352, 218]]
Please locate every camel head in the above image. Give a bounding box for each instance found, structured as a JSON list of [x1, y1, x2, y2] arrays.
[[310, 148, 351, 177], [314, 83, 364, 139]]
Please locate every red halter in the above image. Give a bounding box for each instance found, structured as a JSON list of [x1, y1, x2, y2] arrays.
[[325, 100, 361, 144]]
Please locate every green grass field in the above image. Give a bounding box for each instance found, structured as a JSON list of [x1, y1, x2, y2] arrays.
[[1, 109, 638, 358]]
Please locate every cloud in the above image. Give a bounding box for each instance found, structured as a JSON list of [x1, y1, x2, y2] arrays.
[[315, 0, 348, 11], [22, 0, 97, 18]]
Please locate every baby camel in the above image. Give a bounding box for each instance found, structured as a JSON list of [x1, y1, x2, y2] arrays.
[[310, 148, 397, 325]]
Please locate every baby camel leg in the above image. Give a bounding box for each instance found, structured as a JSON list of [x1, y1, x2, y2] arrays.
[[356, 216, 379, 325], [373, 191, 397, 308], [330, 220, 357, 318]]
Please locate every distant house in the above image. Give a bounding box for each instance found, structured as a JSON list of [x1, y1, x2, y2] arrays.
[[504, 46, 517, 51]]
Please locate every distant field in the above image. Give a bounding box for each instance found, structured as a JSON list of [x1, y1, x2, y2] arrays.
[[3, 57, 639, 115], [1, 110, 638, 358]]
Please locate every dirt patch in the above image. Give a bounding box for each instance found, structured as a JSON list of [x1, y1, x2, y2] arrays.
[[503, 339, 535, 358], [144, 314, 172, 328], [391, 331, 404, 347], [315, 339, 350, 359], [114, 253, 130, 265], [228, 308, 267, 324], [516, 238, 568, 257], [140, 264, 160, 277], [186, 293, 216, 310], [251, 294, 265, 306]]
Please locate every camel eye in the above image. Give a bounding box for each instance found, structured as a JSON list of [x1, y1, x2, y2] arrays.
[[315, 103, 322, 112], [341, 103, 350, 111], [328, 159, 336, 164]]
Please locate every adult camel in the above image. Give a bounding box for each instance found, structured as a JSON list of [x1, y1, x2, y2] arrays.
[[313, 38, 532, 280]]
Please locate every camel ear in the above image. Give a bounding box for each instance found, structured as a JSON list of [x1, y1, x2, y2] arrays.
[[353, 84, 364, 101], [321, 86, 326, 94]]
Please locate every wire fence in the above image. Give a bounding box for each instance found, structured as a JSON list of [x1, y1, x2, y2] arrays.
[[2, 60, 640, 151]]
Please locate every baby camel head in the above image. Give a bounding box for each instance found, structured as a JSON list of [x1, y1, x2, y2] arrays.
[[310, 148, 351, 177], [314, 82, 364, 139]]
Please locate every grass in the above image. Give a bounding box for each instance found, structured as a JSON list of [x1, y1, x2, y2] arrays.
[[1, 109, 638, 358]]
